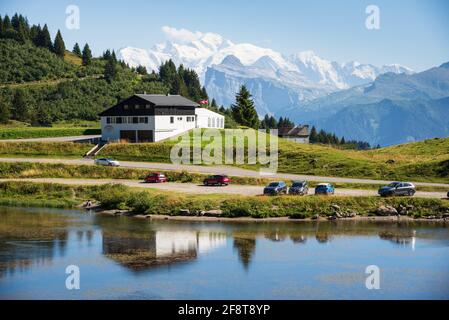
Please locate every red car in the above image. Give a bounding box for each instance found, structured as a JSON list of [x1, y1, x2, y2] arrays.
[[144, 173, 168, 183], [203, 175, 230, 186]]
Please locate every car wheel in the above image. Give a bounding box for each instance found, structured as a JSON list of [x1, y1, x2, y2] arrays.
[[408, 190, 414, 196]]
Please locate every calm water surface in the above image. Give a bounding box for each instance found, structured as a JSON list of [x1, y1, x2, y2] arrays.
[[0, 206, 448, 300]]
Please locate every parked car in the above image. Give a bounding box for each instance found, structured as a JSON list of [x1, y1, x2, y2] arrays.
[[203, 175, 230, 186], [288, 181, 309, 196], [144, 172, 168, 183], [94, 158, 120, 167], [315, 183, 335, 195], [263, 181, 288, 196], [378, 182, 416, 197]]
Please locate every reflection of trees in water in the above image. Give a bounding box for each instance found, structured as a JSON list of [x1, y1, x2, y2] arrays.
[[264, 232, 287, 242], [315, 233, 333, 244], [0, 234, 67, 279], [379, 230, 416, 246], [233, 237, 256, 270], [290, 235, 307, 244]]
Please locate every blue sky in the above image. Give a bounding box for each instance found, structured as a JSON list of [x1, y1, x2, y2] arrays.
[[1, 0, 448, 71]]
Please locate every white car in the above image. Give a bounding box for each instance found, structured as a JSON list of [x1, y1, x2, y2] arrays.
[[94, 158, 120, 167]]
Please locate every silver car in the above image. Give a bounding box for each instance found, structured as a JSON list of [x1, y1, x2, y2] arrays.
[[94, 158, 120, 167]]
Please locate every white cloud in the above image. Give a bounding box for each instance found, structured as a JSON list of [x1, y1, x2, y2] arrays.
[[161, 26, 203, 43]]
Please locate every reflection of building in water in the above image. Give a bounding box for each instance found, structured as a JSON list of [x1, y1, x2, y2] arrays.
[[103, 231, 226, 270], [264, 232, 287, 242], [379, 230, 417, 250]]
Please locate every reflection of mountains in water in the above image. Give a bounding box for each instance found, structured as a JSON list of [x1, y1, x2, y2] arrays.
[[102, 231, 227, 270]]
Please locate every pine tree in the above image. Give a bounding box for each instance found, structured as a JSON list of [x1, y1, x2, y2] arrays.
[[30, 24, 41, 46], [231, 85, 259, 129], [39, 24, 52, 50], [11, 90, 30, 122], [2, 15, 11, 31], [309, 126, 318, 143], [82, 43, 92, 66], [111, 50, 117, 63], [73, 43, 81, 56], [53, 30, 66, 57], [104, 57, 118, 83], [0, 15, 3, 37], [102, 49, 111, 60], [136, 65, 147, 75], [0, 99, 11, 123]]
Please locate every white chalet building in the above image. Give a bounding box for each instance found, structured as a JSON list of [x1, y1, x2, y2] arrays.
[[100, 94, 225, 143]]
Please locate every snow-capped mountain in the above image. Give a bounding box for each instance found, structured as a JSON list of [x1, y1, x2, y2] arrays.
[[118, 26, 413, 116]]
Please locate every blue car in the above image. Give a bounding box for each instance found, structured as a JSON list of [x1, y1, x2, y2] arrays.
[[315, 183, 335, 195]]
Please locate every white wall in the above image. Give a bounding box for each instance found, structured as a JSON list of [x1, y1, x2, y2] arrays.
[[195, 108, 225, 129], [285, 137, 310, 144], [154, 115, 196, 142]]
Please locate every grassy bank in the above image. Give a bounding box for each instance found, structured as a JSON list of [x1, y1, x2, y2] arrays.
[[0, 142, 94, 158], [0, 181, 448, 219], [0, 162, 447, 192], [0, 127, 100, 140]]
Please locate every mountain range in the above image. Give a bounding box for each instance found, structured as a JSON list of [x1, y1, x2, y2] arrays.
[[119, 27, 448, 146]]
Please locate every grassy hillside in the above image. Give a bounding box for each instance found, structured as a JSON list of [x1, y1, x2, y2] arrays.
[[95, 131, 449, 182], [0, 130, 446, 182]]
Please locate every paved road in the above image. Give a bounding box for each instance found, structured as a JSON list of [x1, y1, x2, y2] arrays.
[[0, 178, 446, 198], [0, 157, 448, 188], [0, 135, 101, 143]]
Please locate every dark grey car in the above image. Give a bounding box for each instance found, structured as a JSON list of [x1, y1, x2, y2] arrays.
[[378, 182, 416, 197], [288, 181, 309, 196], [263, 181, 288, 196]]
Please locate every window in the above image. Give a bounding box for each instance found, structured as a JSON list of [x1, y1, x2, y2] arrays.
[[116, 117, 122, 124], [170, 116, 174, 124], [135, 105, 141, 110], [212, 118, 216, 127], [208, 118, 211, 127], [177, 117, 183, 121], [123, 105, 129, 110], [106, 117, 111, 124], [132, 117, 139, 124], [145, 105, 151, 109], [139, 117, 148, 124]]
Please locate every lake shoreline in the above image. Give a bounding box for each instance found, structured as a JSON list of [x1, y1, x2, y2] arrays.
[[96, 209, 449, 223]]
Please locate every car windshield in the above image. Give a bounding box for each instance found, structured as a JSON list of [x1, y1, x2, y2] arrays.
[[268, 183, 279, 187], [316, 185, 327, 189], [388, 182, 400, 187], [292, 182, 304, 187]]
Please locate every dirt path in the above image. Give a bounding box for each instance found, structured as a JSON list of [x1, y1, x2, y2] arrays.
[[0, 178, 446, 198], [0, 157, 448, 188]]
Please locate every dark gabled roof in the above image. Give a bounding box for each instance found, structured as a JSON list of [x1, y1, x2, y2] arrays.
[[135, 94, 200, 107], [278, 125, 310, 137], [99, 94, 199, 117]]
